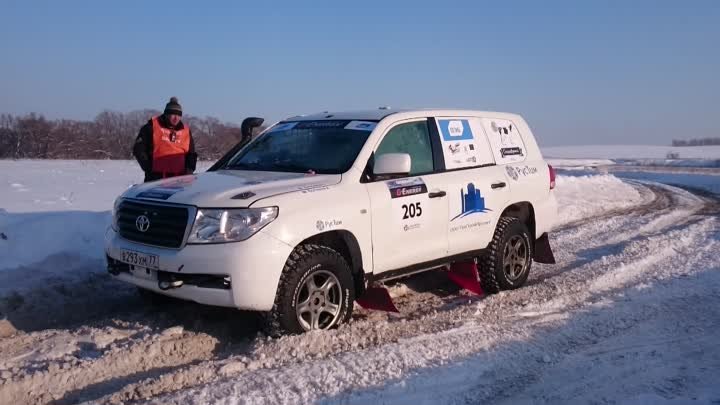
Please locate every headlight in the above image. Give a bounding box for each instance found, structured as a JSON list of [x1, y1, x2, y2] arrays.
[[111, 197, 123, 231], [187, 207, 278, 244]]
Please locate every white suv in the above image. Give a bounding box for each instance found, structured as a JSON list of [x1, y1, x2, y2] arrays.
[[106, 109, 558, 334]]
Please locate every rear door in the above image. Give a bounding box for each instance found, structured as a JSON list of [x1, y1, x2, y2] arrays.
[[432, 117, 512, 255]]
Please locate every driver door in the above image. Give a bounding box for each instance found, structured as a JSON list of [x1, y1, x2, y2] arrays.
[[364, 119, 449, 274]]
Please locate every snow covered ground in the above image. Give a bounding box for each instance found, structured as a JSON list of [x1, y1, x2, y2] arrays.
[[543, 145, 720, 160], [0, 160, 719, 405], [545, 145, 720, 171]]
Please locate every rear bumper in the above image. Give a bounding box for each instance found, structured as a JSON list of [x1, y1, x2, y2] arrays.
[[104, 227, 294, 311]]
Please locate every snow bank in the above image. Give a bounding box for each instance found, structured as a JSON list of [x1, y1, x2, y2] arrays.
[[0, 160, 210, 272], [547, 158, 615, 170], [553, 174, 646, 225]]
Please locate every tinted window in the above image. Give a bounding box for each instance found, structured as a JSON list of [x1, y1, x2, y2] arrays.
[[375, 121, 434, 175]]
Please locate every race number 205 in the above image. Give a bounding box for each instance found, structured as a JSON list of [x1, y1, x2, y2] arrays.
[[402, 202, 422, 219]]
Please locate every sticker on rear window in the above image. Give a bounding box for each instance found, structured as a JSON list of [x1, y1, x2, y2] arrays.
[[438, 119, 474, 141]]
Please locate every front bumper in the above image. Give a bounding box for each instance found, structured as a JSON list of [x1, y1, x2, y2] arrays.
[[104, 227, 293, 311]]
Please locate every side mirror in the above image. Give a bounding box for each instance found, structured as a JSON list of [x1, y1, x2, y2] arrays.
[[373, 153, 411, 178]]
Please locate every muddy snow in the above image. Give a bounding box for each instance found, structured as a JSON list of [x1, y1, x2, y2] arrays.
[[0, 160, 719, 404]]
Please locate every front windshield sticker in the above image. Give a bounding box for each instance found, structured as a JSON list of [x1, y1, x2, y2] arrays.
[[269, 122, 297, 132], [345, 121, 377, 131], [295, 120, 349, 129]]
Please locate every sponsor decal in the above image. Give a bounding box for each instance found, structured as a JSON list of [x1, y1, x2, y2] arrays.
[[491, 121, 516, 146], [345, 121, 377, 131], [438, 119, 474, 141], [387, 177, 428, 199], [392, 185, 427, 198], [506, 166, 519, 181], [316, 219, 342, 231], [403, 223, 421, 232], [452, 183, 491, 221], [500, 147, 524, 158], [505, 165, 538, 181], [448, 143, 461, 155], [300, 186, 330, 194], [450, 219, 492, 233], [295, 120, 348, 129], [466, 156, 477, 164]]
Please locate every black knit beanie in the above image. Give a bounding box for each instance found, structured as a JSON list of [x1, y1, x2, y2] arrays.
[[164, 97, 182, 116]]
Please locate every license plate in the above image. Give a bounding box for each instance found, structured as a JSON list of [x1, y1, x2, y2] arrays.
[[120, 249, 159, 269]]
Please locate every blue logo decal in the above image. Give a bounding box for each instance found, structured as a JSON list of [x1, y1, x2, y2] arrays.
[[452, 183, 490, 221], [438, 119, 474, 141]]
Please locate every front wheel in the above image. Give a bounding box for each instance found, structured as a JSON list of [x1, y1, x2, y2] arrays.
[[479, 216, 533, 294], [267, 244, 355, 335]]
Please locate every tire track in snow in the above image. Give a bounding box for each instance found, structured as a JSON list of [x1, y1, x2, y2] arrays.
[[0, 328, 219, 405]]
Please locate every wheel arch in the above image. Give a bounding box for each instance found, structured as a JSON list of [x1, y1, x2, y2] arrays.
[[298, 230, 365, 295]]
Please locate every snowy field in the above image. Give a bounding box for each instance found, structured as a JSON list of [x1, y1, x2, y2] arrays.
[[543, 144, 720, 160], [1, 160, 719, 404]]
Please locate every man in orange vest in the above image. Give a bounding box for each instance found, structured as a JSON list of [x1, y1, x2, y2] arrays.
[[132, 97, 197, 182]]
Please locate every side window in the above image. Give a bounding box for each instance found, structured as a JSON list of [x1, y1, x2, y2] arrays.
[[436, 118, 495, 170], [481, 118, 527, 164], [375, 121, 434, 175]]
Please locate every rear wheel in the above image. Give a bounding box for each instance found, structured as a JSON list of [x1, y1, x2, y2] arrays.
[[267, 244, 355, 335], [479, 216, 533, 294]]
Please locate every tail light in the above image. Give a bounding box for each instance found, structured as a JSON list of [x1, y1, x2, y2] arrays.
[[548, 164, 556, 190]]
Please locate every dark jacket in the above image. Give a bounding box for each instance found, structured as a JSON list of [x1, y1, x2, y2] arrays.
[[133, 115, 198, 182]]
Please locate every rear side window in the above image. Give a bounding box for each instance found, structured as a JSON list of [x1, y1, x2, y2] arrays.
[[481, 118, 527, 164], [375, 121, 434, 175], [436, 118, 495, 170]]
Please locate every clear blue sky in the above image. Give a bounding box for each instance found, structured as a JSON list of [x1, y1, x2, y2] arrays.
[[1, 0, 718, 146]]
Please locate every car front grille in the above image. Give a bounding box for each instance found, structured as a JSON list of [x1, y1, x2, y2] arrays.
[[117, 200, 190, 248]]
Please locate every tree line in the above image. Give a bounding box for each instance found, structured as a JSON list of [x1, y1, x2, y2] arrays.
[[671, 138, 720, 147], [0, 110, 260, 160]]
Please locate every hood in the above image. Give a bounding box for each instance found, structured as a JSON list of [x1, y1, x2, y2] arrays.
[[123, 170, 341, 207]]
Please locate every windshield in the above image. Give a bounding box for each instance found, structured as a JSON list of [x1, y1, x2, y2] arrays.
[[224, 120, 375, 174]]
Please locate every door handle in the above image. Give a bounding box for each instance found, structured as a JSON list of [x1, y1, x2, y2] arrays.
[[491, 182, 507, 189], [428, 191, 447, 198]]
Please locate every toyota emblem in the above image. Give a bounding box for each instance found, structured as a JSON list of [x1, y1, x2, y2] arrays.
[[136, 215, 150, 232]]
